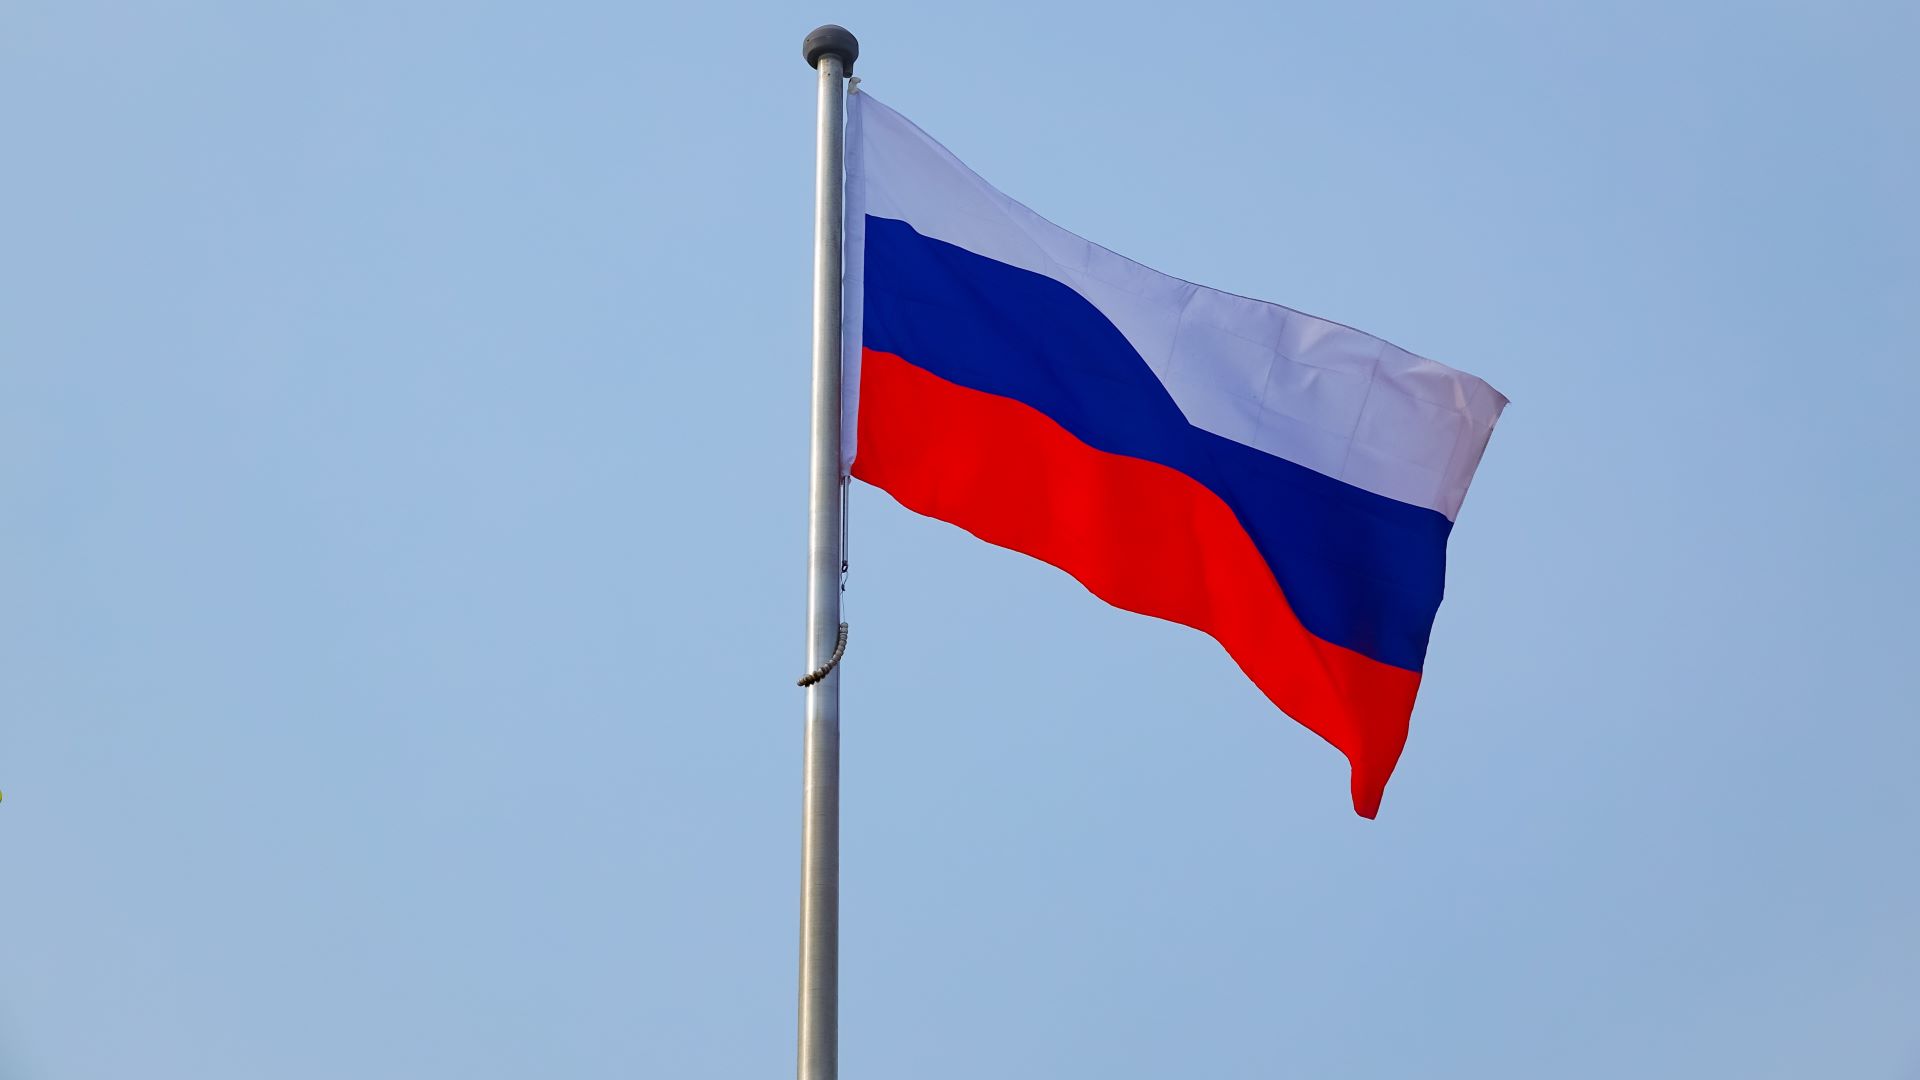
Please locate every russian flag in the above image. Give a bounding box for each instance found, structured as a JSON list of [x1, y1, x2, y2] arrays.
[[842, 92, 1506, 817]]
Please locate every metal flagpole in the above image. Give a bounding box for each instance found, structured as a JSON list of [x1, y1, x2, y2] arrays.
[[798, 23, 857, 1080]]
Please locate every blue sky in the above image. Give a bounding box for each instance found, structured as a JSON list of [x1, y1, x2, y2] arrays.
[[2, 2, 1916, 1077]]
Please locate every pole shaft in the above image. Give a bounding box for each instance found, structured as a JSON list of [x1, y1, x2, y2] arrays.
[[798, 51, 846, 1080]]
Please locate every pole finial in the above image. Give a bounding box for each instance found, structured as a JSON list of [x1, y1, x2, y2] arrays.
[[802, 24, 859, 73]]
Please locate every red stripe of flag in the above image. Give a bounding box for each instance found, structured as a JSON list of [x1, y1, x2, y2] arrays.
[[854, 348, 1423, 817]]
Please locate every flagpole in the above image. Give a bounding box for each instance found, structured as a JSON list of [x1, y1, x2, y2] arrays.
[[798, 23, 856, 1080]]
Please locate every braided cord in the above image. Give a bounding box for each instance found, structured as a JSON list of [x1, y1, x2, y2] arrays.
[[796, 623, 849, 687]]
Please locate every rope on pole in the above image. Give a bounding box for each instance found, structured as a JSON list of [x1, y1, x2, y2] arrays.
[[796, 623, 849, 687]]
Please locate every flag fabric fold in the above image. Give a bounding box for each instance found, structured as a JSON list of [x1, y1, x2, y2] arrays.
[[842, 91, 1505, 817]]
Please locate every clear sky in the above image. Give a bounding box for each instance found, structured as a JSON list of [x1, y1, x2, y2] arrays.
[[2, 2, 1916, 1077]]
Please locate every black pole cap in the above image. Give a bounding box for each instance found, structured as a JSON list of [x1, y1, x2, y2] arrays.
[[802, 24, 859, 72]]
